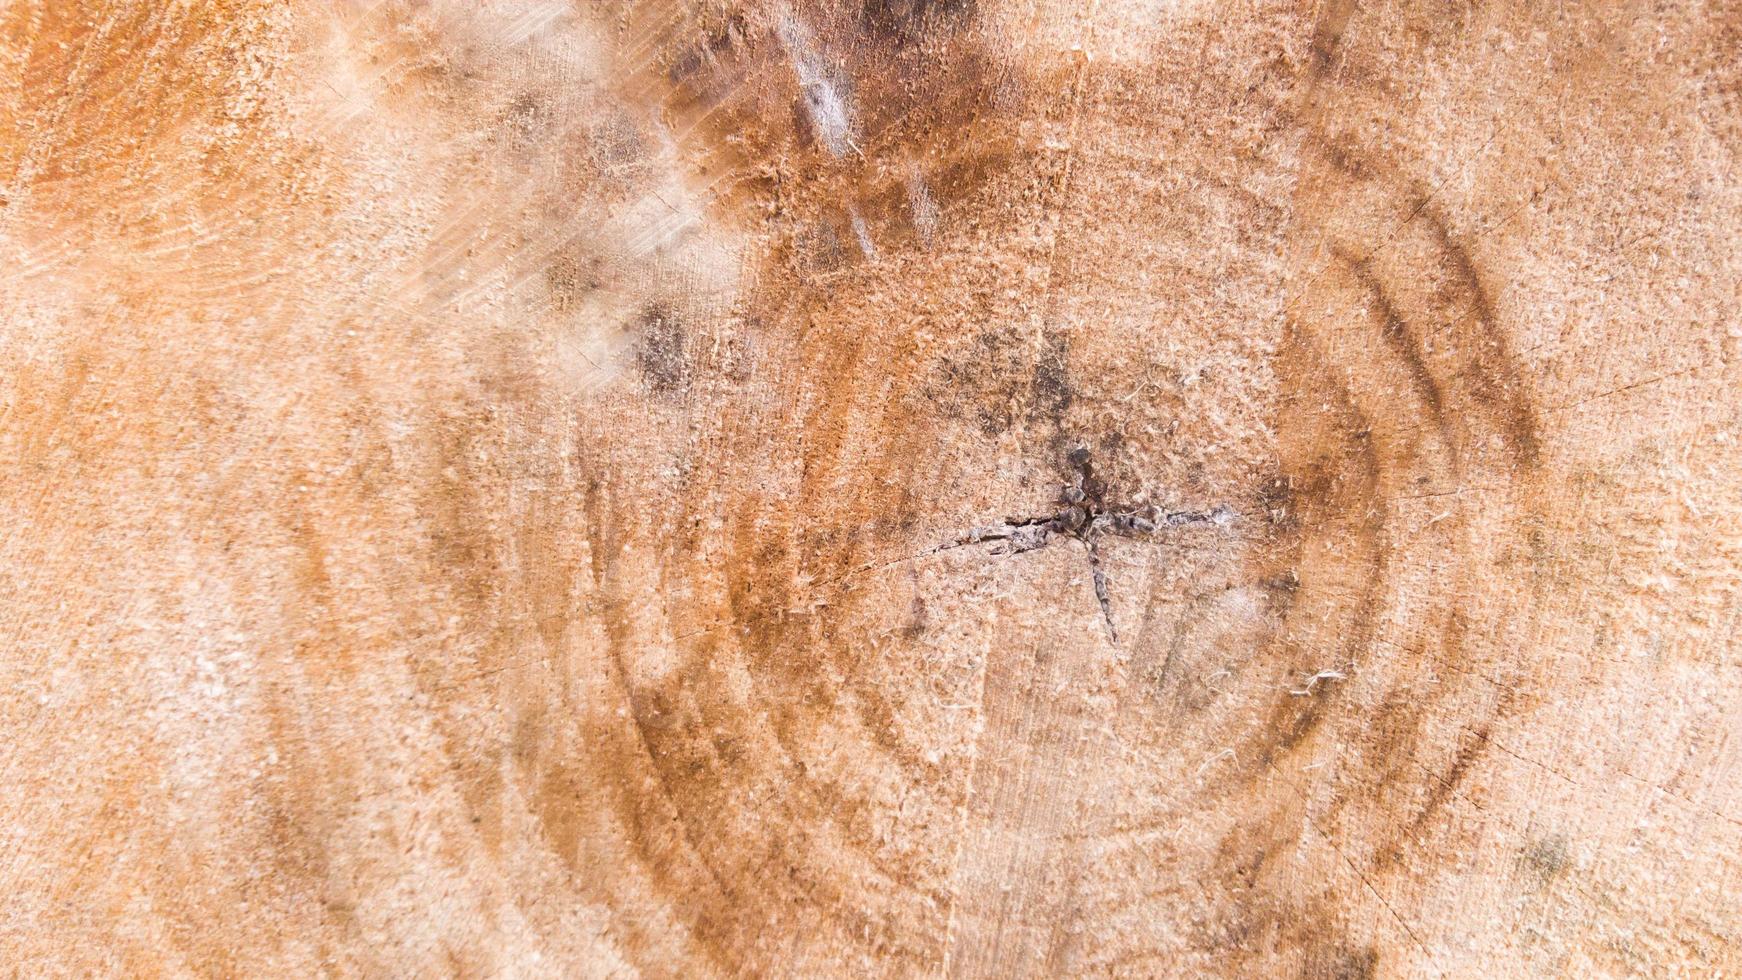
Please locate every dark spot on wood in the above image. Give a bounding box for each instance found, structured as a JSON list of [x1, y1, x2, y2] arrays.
[[634, 307, 689, 395], [667, 12, 751, 86], [928, 328, 1072, 436], [1259, 473, 1297, 527], [496, 92, 549, 147], [1263, 568, 1301, 601], [1027, 330, 1073, 426], [900, 593, 929, 638], [1521, 833, 1571, 883], [861, 0, 976, 44], [1307, 0, 1360, 75], [792, 218, 850, 276], [589, 112, 645, 170], [1301, 944, 1379, 980]]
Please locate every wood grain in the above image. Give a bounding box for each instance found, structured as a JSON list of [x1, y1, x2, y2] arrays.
[[2, 0, 1738, 976]]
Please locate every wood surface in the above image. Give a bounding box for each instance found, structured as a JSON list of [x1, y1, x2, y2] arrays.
[[2, 0, 1739, 976]]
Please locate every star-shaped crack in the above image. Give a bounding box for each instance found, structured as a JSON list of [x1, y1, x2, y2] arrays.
[[942, 448, 1234, 642]]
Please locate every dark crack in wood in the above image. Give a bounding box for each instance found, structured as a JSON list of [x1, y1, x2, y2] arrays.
[[941, 448, 1235, 643]]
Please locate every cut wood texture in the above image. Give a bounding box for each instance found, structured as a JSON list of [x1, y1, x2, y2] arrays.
[[2, 1, 1738, 976]]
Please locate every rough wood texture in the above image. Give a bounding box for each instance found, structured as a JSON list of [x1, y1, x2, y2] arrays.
[[2, 1, 1739, 976]]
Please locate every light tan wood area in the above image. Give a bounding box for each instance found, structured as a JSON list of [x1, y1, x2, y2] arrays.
[[2, 1, 1739, 976]]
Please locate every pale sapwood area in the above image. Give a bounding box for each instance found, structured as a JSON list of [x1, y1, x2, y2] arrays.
[[1, 0, 1739, 976]]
